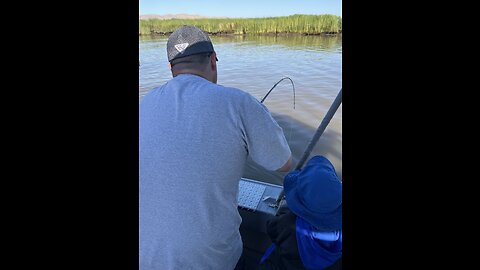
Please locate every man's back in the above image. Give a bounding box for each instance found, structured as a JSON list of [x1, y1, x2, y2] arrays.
[[140, 74, 291, 270]]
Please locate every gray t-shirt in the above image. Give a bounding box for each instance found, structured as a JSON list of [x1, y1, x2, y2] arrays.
[[139, 74, 291, 270]]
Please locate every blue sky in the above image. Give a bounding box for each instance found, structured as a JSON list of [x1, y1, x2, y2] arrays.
[[139, 0, 342, 18]]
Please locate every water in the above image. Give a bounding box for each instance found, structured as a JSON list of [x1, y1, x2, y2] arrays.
[[140, 34, 342, 184]]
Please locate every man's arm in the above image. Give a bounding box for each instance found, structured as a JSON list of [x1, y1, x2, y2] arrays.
[[240, 93, 292, 172]]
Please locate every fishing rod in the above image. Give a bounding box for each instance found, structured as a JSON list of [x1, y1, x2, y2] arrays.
[[274, 88, 342, 207], [260, 77, 295, 109]]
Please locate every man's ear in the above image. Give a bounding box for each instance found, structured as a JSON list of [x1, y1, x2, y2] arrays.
[[210, 52, 217, 70], [168, 63, 172, 70]]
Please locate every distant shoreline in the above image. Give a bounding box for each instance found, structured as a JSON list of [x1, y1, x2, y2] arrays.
[[139, 14, 342, 36], [140, 32, 342, 37]]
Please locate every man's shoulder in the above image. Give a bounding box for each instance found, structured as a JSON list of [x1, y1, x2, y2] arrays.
[[140, 85, 165, 105], [214, 84, 253, 99], [208, 84, 265, 111]]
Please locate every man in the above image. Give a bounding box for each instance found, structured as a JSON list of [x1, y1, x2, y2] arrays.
[[140, 25, 292, 270]]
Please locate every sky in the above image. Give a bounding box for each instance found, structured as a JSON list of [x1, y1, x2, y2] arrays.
[[139, 0, 342, 18]]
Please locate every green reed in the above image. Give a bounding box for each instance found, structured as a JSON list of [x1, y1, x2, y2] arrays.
[[139, 14, 342, 35]]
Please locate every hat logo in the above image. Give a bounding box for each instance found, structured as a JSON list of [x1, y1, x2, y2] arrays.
[[174, 43, 189, 53]]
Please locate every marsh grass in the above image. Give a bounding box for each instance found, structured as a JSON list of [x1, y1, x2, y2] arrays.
[[139, 14, 342, 36]]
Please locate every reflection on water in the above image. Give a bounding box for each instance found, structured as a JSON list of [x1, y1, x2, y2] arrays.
[[211, 34, 342, 52], [140, 34, 341, 51], [140, 34, 342, 184]]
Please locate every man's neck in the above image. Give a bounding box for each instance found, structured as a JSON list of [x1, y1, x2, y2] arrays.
[[173, 70, 211, 83]]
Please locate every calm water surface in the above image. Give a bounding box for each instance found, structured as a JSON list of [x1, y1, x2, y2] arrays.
[[140, 35, 342, 184]]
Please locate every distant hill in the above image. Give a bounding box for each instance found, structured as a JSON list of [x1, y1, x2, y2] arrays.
[[139, 14, 227, 20]]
